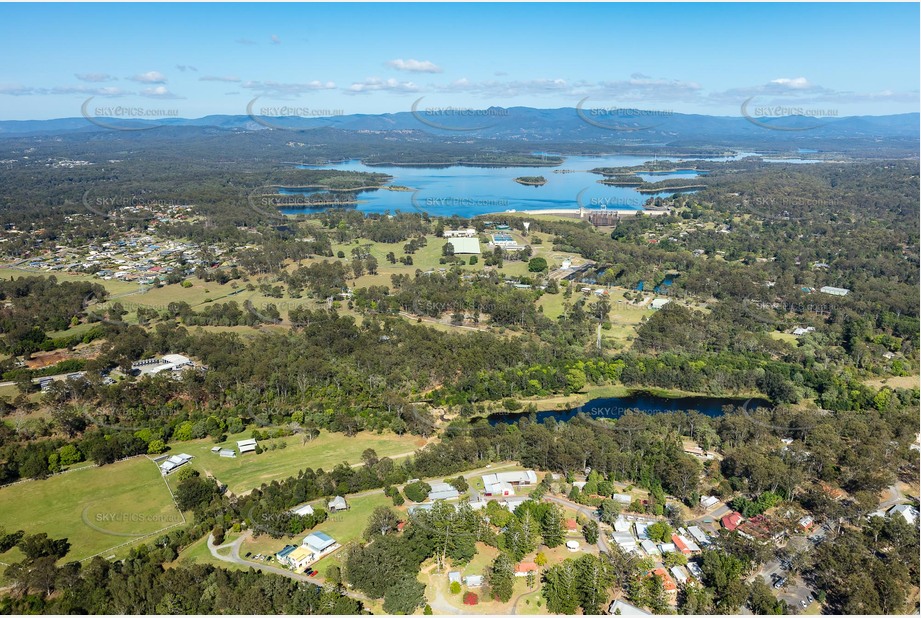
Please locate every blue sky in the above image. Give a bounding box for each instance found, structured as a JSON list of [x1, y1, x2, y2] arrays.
[[0, 2, 918, 120]]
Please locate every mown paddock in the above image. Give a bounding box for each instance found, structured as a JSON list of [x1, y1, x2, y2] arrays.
[[0, 456, 183, 565], [173, 429, 426, 496]]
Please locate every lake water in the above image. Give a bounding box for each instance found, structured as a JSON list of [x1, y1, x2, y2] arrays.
[[284, 153, 756, 218], [283, 152, 821, 218], [487, 392, 769, 426]]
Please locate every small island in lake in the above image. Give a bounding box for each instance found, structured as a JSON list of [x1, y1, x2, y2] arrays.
[[514, 175, 548, 186]]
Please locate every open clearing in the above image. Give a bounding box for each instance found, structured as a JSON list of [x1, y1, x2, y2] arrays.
[[863, 375, 919, 390], [176, 429, 425, 495], [0, 456, 182, 565]]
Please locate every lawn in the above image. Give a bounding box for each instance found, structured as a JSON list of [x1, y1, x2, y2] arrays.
[[0, 456, 182, 564], [174, 429, 425, 495], [239, 491, 394, 578], [422, 546, 546, 615], [171, 532, 246, 572]]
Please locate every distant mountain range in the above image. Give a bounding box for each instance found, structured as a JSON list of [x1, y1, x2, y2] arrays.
[[1, 107, 917, 145]]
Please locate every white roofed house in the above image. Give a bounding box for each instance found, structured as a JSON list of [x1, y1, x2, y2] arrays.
[[302, 531, 339, 561], [640, 539, 660, 556], [888, 504, 919, 525], [328, 496, 349, 512], [291, 504, 315, 517], [670, 566, 690, 586], [482, 470, 537, 496], [687, 526, 711, 546], [427, 481, 461, 502], [609, 599, 652, 616], [485, 481, 515, 497]]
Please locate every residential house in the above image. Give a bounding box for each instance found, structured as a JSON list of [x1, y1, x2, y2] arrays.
[[699, 496, 719, 509], [670, 566, 690, 587], [427, 481, 461, 502], [640, 539, 659, 556], [515, 561, 538, 577], [302, 532, 339, 562], [721, 511, 743, 531], [608, 599, 652, 616], [482, 471, 537, 496], [671, 534, 692, 556], [275, 544, 297, 566], [888, 504, 919, 525], [287, 546, 314, 571], [328, 496, 349, 512], [291, 504, 315, 517], [650, 568, 678, 597]]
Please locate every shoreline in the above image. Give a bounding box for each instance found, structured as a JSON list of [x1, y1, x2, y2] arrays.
[[482, 208, 670, 217]]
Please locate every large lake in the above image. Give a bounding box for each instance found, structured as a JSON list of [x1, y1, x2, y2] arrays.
[[487, 392, 769, 426], [283, 153, 762, 218]]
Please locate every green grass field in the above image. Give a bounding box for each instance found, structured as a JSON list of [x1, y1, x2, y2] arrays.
[[239, 491, 394, 577], [174, 429, 425, 495], [0, 456, 182, 564]]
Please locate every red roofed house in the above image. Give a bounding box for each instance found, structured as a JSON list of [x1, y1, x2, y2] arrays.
[[515, 562, 538, 577], [396, 521, 406, 532], [671, 534, 691, 555], [565, 518, 578, 531], [721, 511, 743, 531], [650, 568, 678, 596]]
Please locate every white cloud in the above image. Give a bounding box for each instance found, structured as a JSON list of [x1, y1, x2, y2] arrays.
[[200, 75, 242, 83], [0, 84, 129, 97], [347, 77, 419, 94], [437, 78, 581, 98], [770, 77, 811, 90], [592, 76, 702, 102], [130, 71, 168, 84], [75, 73, 116, 83], [271, 34, 282, 45], [175, 65, 198, 72], [387, 59, 442, 73], [242, 80, 336, 96], [140, 85, 182, 99]]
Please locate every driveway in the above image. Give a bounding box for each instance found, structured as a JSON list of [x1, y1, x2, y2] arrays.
[[207, 531, 370, 603], [542, 494, 611, 554]]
